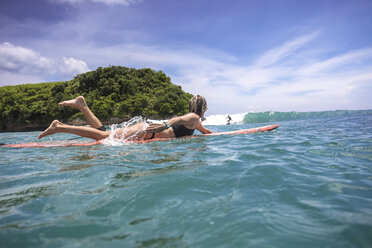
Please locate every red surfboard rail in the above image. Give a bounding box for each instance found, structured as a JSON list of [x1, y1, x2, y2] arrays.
[[1, 124, 279, 147], [203, 124, 279, 136], [1, 140, 101, 148]]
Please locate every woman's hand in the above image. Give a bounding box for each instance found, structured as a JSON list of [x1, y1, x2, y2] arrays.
[[145, 123, 167, 133]]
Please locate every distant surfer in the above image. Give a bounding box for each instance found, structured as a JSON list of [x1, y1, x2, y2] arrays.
[[226, 115, 232, 125], [38, 95, 212, 141]]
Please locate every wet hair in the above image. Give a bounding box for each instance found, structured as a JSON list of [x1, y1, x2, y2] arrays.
[[189, 95, 208, 118]]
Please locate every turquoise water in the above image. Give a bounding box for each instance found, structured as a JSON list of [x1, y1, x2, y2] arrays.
[[1, 110, 372, 247]]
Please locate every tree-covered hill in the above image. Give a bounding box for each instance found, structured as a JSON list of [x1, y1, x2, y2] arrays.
[[0, 66, 193, 132]]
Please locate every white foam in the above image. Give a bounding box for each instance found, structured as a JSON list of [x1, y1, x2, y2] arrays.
[[101, 116, 148, 146], [147, 118, 165, 124]]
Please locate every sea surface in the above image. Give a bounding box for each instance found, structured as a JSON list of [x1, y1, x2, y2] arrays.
[[1, 110, 372, 248]]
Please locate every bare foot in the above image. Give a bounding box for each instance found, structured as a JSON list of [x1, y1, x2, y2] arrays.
[[58, 96, 86, 110], [38, 120, 62, 139]]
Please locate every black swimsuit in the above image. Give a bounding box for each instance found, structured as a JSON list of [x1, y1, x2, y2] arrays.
[[171, 125, 195, 138], [146, 122, 195, 140]]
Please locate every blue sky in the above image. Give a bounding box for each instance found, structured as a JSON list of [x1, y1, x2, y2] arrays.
[[1, 0, 372, 114]]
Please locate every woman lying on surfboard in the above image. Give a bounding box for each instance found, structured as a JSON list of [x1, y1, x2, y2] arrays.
[[38, 95, 213, 141]]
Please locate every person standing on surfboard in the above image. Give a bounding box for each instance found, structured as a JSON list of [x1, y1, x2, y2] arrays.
[[226, 115, 232, 125], [38, 95, 212, 141]]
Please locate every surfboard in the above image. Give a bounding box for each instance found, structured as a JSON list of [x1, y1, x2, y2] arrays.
[[1, 124, 279, 148]]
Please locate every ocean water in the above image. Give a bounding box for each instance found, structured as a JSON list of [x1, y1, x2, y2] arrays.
[[1, 110, 372, 248]]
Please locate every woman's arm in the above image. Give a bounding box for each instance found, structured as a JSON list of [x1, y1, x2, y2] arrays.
[[196, 121, 213, 134]]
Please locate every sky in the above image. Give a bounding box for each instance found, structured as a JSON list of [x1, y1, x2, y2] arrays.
[[1, 0, 372, 114]]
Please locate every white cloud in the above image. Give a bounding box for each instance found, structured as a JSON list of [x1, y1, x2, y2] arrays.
[[0, 42, 55, 74], [0, 42, 89, 84], [298, 48, 372, 75], [161, 35, 372, 112], [60, 57, 90, 76], [255, 32, 318, 68]]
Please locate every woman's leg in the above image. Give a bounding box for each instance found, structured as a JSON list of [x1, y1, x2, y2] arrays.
[[58, 96, 103, 129], [38, 120, 110, 140]]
